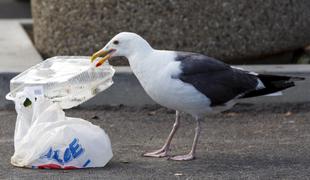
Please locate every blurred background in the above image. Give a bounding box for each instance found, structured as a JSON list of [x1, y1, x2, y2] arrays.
[[0, 0, 31, 19], [1, 0, 310, 66]]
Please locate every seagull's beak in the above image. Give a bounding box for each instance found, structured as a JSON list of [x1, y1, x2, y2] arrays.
[[90, 49, 115, 67]]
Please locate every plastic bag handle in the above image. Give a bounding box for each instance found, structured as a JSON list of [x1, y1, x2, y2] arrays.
[[6, 93, 14, 101]]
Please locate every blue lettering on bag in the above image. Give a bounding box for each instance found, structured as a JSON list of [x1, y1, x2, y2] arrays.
[[40, 138, 91, 167], [63, 148, 72, 163], [52, 150, 63, 164], [41, 147, 53, 159], [69, 138, 84, 158], [82, 159, 91, 168]]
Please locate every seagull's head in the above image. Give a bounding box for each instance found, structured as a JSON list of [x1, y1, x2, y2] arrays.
[[91, 32, 152, 67]]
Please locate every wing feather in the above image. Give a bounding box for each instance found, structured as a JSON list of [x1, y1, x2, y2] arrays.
[[175, 52, 258, 106]]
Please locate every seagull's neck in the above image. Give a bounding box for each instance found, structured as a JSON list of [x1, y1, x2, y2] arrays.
[[126, 45, 154, 75], [127, 45, 153, 61], [126, 47, 177, 88]]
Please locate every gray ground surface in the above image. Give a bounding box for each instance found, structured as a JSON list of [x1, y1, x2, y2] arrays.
[[1, 103, 310, 179]]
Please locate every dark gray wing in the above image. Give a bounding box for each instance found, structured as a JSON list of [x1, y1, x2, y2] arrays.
[[175, 52, 258, 106]]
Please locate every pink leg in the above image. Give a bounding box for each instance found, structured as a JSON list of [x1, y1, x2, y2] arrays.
[[143, 111, 180, 158], [169, 117, 201, 161]]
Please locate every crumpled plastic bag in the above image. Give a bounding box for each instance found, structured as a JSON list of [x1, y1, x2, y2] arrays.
[[11, 89, 113, 169]]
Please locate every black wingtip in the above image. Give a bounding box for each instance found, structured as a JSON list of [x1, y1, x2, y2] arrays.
[[240, 74, 304, 99], [290, 76, 305, 81], [257, 74, 305, 82]]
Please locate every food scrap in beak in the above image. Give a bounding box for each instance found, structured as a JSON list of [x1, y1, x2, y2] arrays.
[[90, 49, 115, 67]]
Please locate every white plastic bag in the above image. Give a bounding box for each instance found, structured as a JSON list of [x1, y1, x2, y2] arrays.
[[11, 90, 113, 169]]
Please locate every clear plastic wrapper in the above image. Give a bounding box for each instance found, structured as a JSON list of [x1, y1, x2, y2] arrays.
[[6, 56, 115, 109]]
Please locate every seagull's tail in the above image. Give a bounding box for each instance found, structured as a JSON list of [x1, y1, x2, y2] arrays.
[[240, 74, 305, 98]]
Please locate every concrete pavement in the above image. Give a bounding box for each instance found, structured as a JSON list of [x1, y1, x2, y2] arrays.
[[0, 20, 41, 72], [1, 103, 310, 179]]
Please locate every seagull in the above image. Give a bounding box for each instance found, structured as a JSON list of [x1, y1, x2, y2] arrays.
[[91, 32, 304, 161]]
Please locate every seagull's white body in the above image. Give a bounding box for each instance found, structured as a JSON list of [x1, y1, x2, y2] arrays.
[[127, 49, 214, 117]]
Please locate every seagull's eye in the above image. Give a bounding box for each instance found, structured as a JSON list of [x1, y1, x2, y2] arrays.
[[113, 40, 119, 45]]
